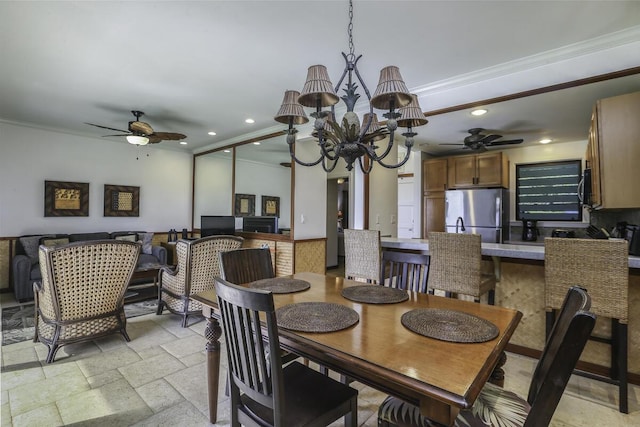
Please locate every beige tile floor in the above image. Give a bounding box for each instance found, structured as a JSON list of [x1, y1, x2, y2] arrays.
[[1, 290, 639, 426]]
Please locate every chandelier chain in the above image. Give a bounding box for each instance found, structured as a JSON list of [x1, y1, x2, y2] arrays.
[[347, 0, 354, 61]]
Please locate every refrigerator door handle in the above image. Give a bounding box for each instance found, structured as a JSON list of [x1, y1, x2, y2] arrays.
[[495, 197, 501, 228]]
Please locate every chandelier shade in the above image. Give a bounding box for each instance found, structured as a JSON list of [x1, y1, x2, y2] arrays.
[[298, 65, 340, 108], [398, 94, 429, 128], [274, 90, 309, 125], [370, 66, 413, 110], [361, 113, 387, 142]]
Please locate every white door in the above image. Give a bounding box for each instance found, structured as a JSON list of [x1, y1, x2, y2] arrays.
[[397, 177, 414, 238]]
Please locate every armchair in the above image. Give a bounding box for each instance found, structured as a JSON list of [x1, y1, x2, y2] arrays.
[[34, 240, 140, 363], [157, 235, 243, 327]]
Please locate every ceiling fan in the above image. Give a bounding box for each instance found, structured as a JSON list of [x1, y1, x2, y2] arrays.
[[442, 128, 524, 152], [86, 110, 187, 144]]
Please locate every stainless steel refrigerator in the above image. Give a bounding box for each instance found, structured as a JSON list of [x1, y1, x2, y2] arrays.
[[445, 189, 509, 243]]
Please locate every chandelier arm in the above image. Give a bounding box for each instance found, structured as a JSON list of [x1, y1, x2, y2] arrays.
[[374, 144, 412, 169], [288, 140, 325, 167], [321, 155, 340, 173], [366, 129, 396, 161], [357, 154, 374, 174], [317, 130, 340, 161]]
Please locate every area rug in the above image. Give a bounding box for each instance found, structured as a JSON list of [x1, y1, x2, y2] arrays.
[[1, 300, 158, 346]]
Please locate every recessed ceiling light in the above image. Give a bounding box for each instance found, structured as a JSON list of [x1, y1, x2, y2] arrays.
[[253, 141, 261, 145], [179, 141, 187, 145], [208, 131, 217, 136], [223, 149, 231, 153], [539, 138, 552, 144], [245, 118, 255, 124], [471, 109, 488, 116]]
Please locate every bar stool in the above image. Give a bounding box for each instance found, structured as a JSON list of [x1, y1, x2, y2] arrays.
[[344, 229, 381, 284], [544, 237, 629, 413], [427, 232, 496, 304]]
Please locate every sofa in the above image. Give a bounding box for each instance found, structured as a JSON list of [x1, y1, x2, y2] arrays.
[[12, 231, 167, 302]]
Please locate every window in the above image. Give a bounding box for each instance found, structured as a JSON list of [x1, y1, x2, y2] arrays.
[[516, 160, 582, 221]]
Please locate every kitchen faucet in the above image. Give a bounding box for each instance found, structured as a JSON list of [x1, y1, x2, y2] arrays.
[[456, 216, 466, 233]]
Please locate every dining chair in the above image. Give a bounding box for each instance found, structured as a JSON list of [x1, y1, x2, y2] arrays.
[[344, 228, 381, 283], [380, 250, 429, 293], [220, 247, 274, 284], [34, 240, 140, 363], [214, 277, 358, 427], [157, 235, 243, 327], [545, 237, 629, 413], [378, 286, 596, 427], [427, 232, 496, 304]]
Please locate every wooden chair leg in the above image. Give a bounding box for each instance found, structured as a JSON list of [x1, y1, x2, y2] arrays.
[[488, 289, 495, 305], [545, 309, 556, 339], [616, 321, 628, 413]]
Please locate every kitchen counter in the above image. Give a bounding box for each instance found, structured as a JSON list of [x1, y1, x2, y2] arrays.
[[381, 237, 640, 269]]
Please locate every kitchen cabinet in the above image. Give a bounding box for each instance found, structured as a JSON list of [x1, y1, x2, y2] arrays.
[[422, 158, 447, 238], [447, 152, 508, 189], [587, 91, 640, 209]]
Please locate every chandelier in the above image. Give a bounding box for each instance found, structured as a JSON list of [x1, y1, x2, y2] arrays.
[[275, 0, 427, 173]]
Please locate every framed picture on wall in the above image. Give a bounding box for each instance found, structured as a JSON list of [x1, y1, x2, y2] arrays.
[[261, 195, 280, 217], [234, 193, 255, 217], [44, 180, 89, 217], [104, 184, 140, 217]]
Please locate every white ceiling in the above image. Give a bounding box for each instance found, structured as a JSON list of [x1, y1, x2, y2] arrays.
[[1, 1, 639, 161]]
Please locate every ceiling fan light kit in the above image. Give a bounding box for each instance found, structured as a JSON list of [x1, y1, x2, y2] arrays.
[[126, 135, 149, 145], [274, 0, 427, 174]]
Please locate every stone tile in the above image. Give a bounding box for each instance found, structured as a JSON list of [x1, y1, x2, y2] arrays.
[[86, 368, 124, 389], [118, 351, 186, 388], [1, 402, 11, 426], [161, 334, 207, 359], [2, 346, 40, 370], [135, 344, 168, 360], [8, 369, 89, 415], [1, 389, 7, 405], [136, 378, 184, 413], [93, 332, 131, 352], [75, 345, 141, 378], [33, 339, 102, 363], [180, 350, 206, 367], [152, 313, 204, 338], [164, 361, 217, 413], [130, 400, 210, 427], [41, 358, 83, 379], [57, 378, 152, 426], [124, 322, 184, 352], [11, 403, 63, 427], [0, 361, 44, 391], [551, 390, 626, 426]]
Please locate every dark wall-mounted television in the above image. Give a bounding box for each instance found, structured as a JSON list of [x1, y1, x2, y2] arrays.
[[242, 216, 279, 234], [201, 215, 236, 237]]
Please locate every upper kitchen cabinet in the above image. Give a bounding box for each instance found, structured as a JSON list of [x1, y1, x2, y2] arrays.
[[423, 158, 448, 193], [587, 91, 640, 209], [447, 152, 509, 189]]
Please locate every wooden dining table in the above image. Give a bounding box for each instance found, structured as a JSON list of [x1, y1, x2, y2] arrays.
[[192, 272, 522, 426]]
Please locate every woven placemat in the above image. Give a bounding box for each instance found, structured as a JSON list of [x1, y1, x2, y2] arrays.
[[401, 308, 499, 343], [276, 302, 359, 333], [341, 285, 409, 304], [249, 277, 311, 294]]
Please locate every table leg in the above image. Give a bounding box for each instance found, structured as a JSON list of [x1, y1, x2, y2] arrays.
[[489, 351, 507, 387], [204, 314, 222, 424]]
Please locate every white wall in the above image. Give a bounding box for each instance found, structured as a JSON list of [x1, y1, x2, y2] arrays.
[[293, 139, 327, 239], [235, 158, 291, 229], [0, 122, 192, 236], [368, 141, 398, 237]]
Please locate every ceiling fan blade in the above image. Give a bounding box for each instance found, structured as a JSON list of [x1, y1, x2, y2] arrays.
[[146, 134, 163, 144], [486, 138, 524, 146], [86, 122, 130, 133], [130, 121, 154, 135], [101, 134, 131, 137], [480, 134, 502, 144], [152, 132, 187, 141], [441, 143, 464, 146]]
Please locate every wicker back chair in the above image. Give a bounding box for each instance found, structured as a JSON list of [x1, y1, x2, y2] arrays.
[[344, 229, 381, 284], [220, 248, 274, 285], [427, 232, 495, 304], [157, 235, 243, 327], [545, 237, 629, 413], [214, 277, 358, 427], [379, 286, 595, 427], [34, 240, 140, 363], [380, 250, 429, 293]]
